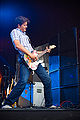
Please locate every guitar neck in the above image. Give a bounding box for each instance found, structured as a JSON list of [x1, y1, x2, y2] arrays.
[[38, 49, 47, 58]]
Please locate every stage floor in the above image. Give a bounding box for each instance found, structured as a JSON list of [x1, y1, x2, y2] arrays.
[[0, 107, 80, 120]]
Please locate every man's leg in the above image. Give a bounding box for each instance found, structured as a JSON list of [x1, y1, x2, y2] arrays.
[[35, 64, 53, 107], [3, 62, 31, 106]]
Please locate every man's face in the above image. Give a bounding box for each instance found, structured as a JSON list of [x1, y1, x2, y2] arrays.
[[18, 22, 27, 32]]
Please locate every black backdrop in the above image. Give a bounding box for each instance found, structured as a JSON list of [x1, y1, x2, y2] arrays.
[[0, 0, 80, 69]]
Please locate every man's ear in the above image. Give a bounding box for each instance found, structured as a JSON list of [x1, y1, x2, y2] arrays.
[[18, 24, 21, 28]]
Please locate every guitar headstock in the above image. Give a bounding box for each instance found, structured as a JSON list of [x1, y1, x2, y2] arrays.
[[49, 45, 56, 49]]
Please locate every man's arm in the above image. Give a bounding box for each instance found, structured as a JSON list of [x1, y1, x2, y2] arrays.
[[37, 46, 51, 54], [14, 40, 38, 61]]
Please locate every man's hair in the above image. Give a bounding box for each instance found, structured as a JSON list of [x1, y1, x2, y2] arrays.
[[15, 16, 30, 26]]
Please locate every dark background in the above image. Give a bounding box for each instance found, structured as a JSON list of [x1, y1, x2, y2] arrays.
[[0, 0, 80, 70]]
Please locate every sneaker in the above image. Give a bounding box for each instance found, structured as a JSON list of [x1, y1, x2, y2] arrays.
[[2, 105, 12, 109], [49, 105, 57, 109]]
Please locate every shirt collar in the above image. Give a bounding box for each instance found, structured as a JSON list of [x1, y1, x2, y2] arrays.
[[16, 28, 26, 35]]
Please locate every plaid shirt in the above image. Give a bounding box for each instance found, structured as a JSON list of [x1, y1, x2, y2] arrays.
[[10, 28, 34, 56]]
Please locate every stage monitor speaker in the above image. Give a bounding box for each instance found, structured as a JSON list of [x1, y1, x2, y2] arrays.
[[49, 28, 80, 107]]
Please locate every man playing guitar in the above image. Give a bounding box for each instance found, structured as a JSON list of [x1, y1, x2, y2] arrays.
[[2, 16, 56, 109]]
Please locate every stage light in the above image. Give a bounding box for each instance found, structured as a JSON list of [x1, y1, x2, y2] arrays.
[[0, 4, 17, 27]]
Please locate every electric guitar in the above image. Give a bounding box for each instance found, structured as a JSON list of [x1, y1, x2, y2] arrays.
[[24, 45, 56, 70]]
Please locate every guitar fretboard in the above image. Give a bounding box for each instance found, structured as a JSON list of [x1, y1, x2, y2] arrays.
[[38, 49, 47, 58]]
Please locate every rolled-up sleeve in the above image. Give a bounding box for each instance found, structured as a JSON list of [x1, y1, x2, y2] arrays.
[[10, 29, 20, 50], [10, 29, 19, 42]]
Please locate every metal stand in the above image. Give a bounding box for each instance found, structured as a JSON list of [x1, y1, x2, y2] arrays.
[[27, 71, 34, 108], [29, 81, 32, 108]]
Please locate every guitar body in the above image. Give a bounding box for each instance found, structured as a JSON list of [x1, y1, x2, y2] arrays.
[[24, 50, 42, 70]]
